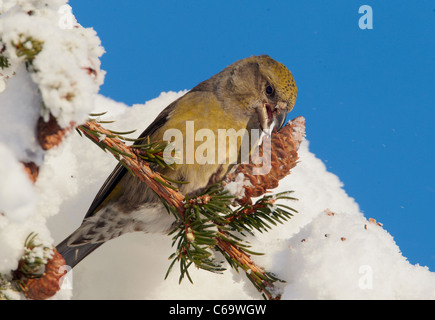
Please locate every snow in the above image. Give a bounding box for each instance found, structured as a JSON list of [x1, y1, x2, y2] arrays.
[[223, 172, 253, 200], [0, 0, 105, 129], [275, 211, 435, 299], [0, 64, 43, 165], [1, 0, 434, 300]]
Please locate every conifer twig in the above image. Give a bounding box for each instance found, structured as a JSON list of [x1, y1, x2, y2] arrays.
[[77, 120, 186, 213]]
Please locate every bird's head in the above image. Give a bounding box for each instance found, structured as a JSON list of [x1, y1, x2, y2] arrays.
[[208, 55, 297, 133]]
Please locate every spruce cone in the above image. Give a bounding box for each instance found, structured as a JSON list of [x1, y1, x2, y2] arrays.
[[37, 113, 72, 151], [22, 161, 39, 183], [225, 116, 305, 205], [21, 249, 67, 300], [28, 113, 74, 183]]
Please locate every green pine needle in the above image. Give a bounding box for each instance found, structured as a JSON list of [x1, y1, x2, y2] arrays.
[[164, 182, 297, 299]]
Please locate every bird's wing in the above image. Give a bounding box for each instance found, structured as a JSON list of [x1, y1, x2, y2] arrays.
[[83, 100, 178, 219], [83, 162, 126, 219]]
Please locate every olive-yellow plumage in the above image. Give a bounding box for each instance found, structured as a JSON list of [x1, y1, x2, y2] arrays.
[[57, 55, 297, 267]]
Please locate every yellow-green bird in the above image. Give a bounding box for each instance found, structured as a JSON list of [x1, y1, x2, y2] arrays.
[[56, 55, 297, 268]]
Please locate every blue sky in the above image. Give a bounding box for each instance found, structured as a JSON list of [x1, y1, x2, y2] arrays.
[[69, 0, 435, 271]]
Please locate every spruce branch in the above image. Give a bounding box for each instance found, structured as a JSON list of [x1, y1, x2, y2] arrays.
[[215, 235, 282, 300], [15, 233, 53, 280], [74, 114, 305, 299], [0, 273, 15, 300], [224, 191, 298, 236], [0, 55, 9, 69], [12, 35, 43, 62]]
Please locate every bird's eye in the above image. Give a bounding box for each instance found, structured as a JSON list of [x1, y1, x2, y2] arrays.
[[265, 85, 274, 96]]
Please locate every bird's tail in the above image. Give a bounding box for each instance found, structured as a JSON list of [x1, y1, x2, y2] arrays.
[[56, 234, 103, 269]]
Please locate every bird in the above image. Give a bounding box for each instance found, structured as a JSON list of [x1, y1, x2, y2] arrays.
[[56, 55, 297, 268]]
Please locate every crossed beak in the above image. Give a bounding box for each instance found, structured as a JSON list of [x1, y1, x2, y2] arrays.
[[256, 101, 288, 133]]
